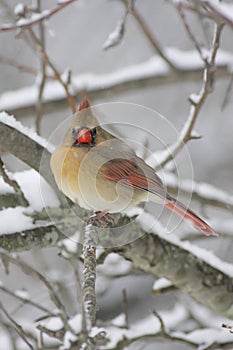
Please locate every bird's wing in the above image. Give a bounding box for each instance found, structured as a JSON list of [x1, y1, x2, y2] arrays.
[[100, 157, 166, 198]]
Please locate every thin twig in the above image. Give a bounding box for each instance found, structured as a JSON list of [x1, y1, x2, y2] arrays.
[[202, 0, 233, 29], [28, 28, 76, 113], [35, 0, 46, 135], [221, 72, 233, 110], [121, 289, 129, 329], [0, 0, 77, 33], [0, 55, 37, 74], [175, 3, 208, 64], [0, 250, 70, 331], [0, 157, 29, 207], [121, 0, 176, 69], [0, 300, 34, 350], [0, 284, 54, 316], [152, 22, 224, 170]]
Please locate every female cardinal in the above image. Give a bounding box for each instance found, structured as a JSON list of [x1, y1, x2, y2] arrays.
[[50, 98, 217, 236]]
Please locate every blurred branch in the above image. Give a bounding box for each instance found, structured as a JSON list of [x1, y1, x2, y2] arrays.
[[35, 0, 46, 135], [202, 0, 233, 29], [0, 300, 34, 350], [165, 173, 233, 212], [171, 0, 233, 29], [0, 157, 29, 207], [0, 120, 64, 203], [28, 28, 76, 113], [175, 3, 208, 64], [0, 250, 70, 331], [221, 72, 233, 110], [0, 284, 54, 316], [0, 50, 231, 118], [0, 55, 37, 74], [121, 0, 176, 69], [0, 0, 77, 33], [153, 22, 224, 170]]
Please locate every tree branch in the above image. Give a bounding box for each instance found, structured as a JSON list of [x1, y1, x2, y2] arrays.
[[0, 0, 77, 33], [115, 229, 233, 319], [151, 22, 224, 170], [121, 0, 176, 69], [0, 120, 65, 204]]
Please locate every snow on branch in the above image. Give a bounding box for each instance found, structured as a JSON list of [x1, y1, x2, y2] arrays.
[[0, 208, 232, 318], [147, 23, 224, 170], [0, 0, 76, 33], [202, 0, 233, 29], [0, 48, 232, 117], [103, 14, 127, 50], [163, 171, 233, 213]]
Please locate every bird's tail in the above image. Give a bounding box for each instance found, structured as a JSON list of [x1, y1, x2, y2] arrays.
[[165, 195, 218, 236]]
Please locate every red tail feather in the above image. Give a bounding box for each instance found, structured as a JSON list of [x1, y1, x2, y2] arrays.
[[165, 197, 218, 236]]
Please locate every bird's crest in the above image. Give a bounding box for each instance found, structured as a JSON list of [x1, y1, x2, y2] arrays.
[[79, 97, 91, 111]]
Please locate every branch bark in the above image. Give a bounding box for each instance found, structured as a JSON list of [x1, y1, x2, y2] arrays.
[[115, 232, 233, 319], [0, 120, 65, 204]]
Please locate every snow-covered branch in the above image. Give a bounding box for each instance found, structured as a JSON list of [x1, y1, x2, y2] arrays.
[[0, 208, 232, 319], [0, 113, 65, 203], [0, 48, 232, 117], [0, 0, 76, 33], [149, 23, 224, 169]]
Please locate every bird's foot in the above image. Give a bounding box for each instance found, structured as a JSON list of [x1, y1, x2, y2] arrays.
[[88, 210, 115, 228]]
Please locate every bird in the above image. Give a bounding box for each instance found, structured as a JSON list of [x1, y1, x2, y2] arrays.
[[50, 98, 217, 236]]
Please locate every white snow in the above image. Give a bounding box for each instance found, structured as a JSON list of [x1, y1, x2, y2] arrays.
[[14, 3, 24, 16], [152, 277, 172, 292], [172, 328, 233, 347], [102, 303, 188, 349], [59, 231, 80, 255], [98, 253, 132, 276], [111, 313, 126, 327], [166, 47, 233, 70], [0, 168, 60, 235], [16, 9, 51, 27], [204, 0, 233, 26], [0, 207, 34, 235], [103, 19, 125, 50], [137, 211, 233, 278], [15, 169, 59, 210], [60, 331, 78, 350], [0, 111, 54, 152], [0, 332, 13, 350], [1, 49, 231, 112], [39, 316, 64, 332], [89, 326, 106, 338], [0, 176, 14, 194], [163, 172, 233, 207], [68, 313, 82, 334], [15, 289, 30, 299]]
